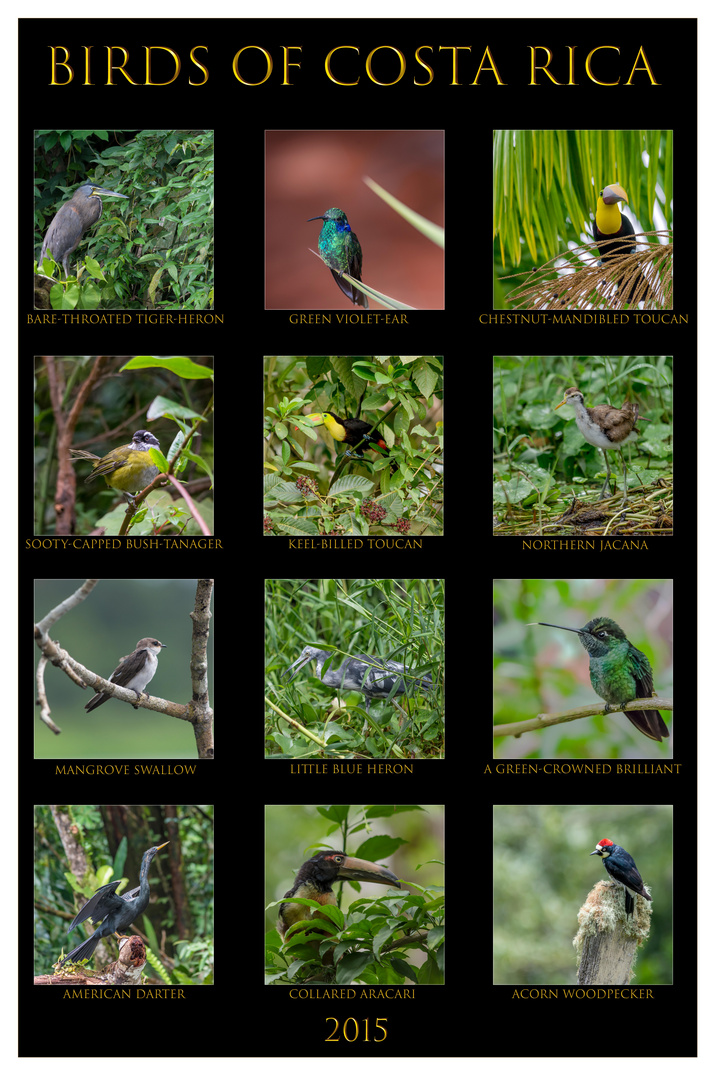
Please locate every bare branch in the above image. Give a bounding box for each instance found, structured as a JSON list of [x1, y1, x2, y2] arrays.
[[493, 697, 673, 738]]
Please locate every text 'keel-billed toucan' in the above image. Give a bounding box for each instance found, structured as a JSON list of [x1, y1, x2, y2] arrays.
[[277, 850, 400, 942], [307, 411, 396, 468], [591, 184, 648, 305]]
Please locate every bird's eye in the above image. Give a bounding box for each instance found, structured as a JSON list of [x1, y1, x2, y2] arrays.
[[333, 856, 343, 864]]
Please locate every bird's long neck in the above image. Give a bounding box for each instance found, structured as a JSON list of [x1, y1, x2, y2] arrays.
[[136, 855, 154, 907], [596, 198, 622, 235]]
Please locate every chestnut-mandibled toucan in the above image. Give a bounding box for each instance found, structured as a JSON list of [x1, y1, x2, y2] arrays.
[[307, 411, 396, 469], [277, 850, 400, 942], [591, 184, 648, 305]]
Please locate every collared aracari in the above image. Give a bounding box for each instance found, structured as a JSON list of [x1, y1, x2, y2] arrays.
[[307, 411, 396, 470], [591, 184, 648, 305], [277, 850, 400, 942]]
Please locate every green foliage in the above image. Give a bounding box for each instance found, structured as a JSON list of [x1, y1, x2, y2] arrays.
[[493, 578, 673, 759], [265, 578, 444, 760], [35, 129, 214, 310], [264, 355, 443, 536], [34, 354, 214, 536], [34, 804, 214, 983], [265, 805, 444, 986], [492, 130, 672, 309], [493, 354, 673, 528]]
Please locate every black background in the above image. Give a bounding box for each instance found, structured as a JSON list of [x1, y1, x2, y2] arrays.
[[20, 16, 696, 1059]]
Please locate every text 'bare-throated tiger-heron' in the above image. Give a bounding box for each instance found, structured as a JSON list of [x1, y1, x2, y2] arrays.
[[39, 183, 129, 277]]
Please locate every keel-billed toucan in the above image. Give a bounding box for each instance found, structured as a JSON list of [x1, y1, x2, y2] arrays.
[[277, 850, 400, 942], [307, 411, 396, 468], [592, 184, 648, 305]]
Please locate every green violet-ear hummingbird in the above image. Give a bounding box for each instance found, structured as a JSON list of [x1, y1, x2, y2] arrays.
[[308, 207, 368, 308], [538, 617, 669, 742]]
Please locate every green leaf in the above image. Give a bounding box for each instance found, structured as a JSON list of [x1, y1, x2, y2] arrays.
[[121, 356, 213, 379]]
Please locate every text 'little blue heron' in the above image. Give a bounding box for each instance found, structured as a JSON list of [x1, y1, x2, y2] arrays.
[[282, 646, 434, 714], [39, 183, 129, 277]]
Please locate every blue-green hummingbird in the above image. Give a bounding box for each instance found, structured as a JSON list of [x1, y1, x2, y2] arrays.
[[538, 617, 669, 742], [307, 207, 368, 308]]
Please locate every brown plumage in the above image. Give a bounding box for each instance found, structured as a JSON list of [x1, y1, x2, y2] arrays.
[[555, 387, 648, 505]]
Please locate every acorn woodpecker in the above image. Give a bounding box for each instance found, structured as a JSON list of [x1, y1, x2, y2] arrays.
[[589, 838, 652, 917]]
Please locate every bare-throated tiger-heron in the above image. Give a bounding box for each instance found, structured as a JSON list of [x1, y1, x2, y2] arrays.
[[39, 183, 129, 277]]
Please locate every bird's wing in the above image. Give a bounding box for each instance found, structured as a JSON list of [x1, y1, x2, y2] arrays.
[[68, 880, 123, 931], [630, 649, 655, 698]]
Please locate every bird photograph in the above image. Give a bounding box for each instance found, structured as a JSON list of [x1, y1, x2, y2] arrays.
[[588, 838, 653, 919], [34, 128, 214, 310], [493, 578, 673, 759], [265, 803, 444, 986], [492, 129, 673, 310], [307, 207, 368, 308], [265, 578, 444, 759], [34, 804, 214, 985], [493, 354, 673, 537], [34, 578, 213, 760], [39, 182, 129, 279], [263, 354, 444, 537], [493, 804, 672, 985], [33, 354, 214, 537], [264, 129, 444, 309]]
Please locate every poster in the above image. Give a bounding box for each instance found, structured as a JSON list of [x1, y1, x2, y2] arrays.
[[22, 14, 696, 1062]]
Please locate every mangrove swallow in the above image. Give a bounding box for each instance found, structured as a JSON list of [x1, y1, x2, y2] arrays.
[[85, 637, 167, 713]]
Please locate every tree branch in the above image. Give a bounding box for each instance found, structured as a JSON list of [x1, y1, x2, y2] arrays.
[[493, 697, 673, 738]]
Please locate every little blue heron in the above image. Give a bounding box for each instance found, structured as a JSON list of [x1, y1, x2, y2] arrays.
[[282, 646, 433, 713]]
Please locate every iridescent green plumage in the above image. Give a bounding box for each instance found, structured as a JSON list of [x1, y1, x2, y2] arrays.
[[308, 207, 368, 308], [538, 616, 669, 742]]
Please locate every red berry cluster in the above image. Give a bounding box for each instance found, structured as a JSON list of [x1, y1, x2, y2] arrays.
[[360, 498, 387, 524], [295, 476, 319, 497]]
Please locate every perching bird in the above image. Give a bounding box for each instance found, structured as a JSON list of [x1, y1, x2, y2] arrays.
[[307, 207, 368, 308], [306, 411, 396, 470], [591, 183, 648, 305], [589, 838, 652, 918], [277, 849, 399, 943], [69, 429, 162, 504], [61, 841, 169, 966], [282, 646, 433, 713], [85, 637, 167, 712], [39, 183, 129, 278], [537, 617, 669, 743]]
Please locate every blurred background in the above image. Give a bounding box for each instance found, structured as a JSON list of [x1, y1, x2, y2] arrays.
[[265, 130, 444, 309], [493, 578, 673, 759], [34, 578, 213, 758], [493, 803, 672, 984], [34, 354, 214, 536], [265, 803, 444, 935], [34, 803, 214, 982]]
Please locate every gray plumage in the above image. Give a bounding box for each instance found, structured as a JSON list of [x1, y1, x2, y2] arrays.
[[282, 646, 433, 712]]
